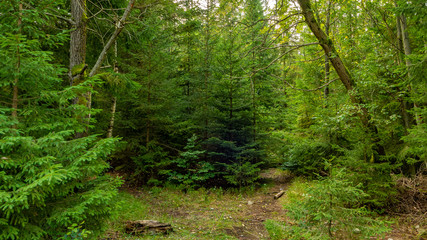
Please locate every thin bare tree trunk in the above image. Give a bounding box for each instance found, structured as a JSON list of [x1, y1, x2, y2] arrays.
[[11, 2, 23, 129], [107, 97, 117, 138]]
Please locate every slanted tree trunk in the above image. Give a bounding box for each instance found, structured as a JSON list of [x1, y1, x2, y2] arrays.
[[297, 0, 385, 157], [70, 0, 134, 138], [87, 0, 135, 134]]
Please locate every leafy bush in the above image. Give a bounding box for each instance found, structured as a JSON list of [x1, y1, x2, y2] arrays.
[[224, 161, 262, 187], [280, 168, 390, 239], [339, 142, 397, 208]]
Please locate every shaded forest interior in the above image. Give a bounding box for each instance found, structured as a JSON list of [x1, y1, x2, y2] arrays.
[[0, 0, 426, 239]]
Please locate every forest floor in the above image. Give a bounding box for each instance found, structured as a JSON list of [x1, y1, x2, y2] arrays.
[[102, 169, 425, 240]]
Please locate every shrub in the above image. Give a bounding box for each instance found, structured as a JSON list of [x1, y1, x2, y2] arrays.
[[163, 135, 215, 188], [280, 168, 390, 239]]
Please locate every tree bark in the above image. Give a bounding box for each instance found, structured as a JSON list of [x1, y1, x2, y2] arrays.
[[107, 41, 119, 138], [69, 0, 87, 86], [394, 13, 412, 132], [69, 0, 88, 138], [297, 0, 385, 156]]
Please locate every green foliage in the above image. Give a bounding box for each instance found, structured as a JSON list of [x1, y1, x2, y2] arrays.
[[165, 135, 215, 187], [281, 169, 390, 239], [339, 143, 397, 208], [0, 118, 122, 239], [282, 140, 337, 177], [130, 141, 170, 185], [60, 222, 91, 240], [264, 219, 287, 240], [0, 4, 122, 237], [224, 161, 261, 187]]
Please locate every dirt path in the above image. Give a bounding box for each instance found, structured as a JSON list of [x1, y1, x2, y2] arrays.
[[224, 183, 289, 240], [105, 169, 293, 239]]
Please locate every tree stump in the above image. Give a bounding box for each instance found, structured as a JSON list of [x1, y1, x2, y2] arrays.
[[125, 220, 173, 235]]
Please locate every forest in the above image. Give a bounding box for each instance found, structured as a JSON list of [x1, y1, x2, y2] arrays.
[[0, 0, 426, 239]]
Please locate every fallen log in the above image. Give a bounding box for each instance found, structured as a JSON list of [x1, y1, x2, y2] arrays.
[[274, 190, 286, 200], [125, 220, 173, 235]]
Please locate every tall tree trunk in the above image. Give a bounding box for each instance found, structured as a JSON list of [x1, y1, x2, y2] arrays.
[[69, 0, 87, 87], [107, 41, 119, 138], [251, 50, 257, 142], [11, 2, 23, 129], [297, 0, 385, 157], [70, 0, 88, 138]]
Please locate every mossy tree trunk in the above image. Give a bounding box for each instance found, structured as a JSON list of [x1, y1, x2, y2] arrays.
[[296, 0, 385, 157]]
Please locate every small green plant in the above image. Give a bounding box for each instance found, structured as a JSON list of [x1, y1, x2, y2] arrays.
[[61, 222, 91, 240], [264, 219, 287, 240]]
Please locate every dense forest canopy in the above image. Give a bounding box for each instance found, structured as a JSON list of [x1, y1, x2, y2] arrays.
[[0, 0, 425, 238]]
